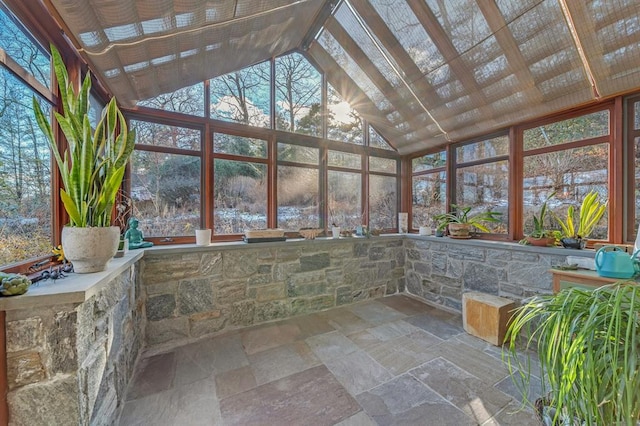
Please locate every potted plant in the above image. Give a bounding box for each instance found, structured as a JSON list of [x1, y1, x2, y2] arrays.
[[523, 193, 557, 247], [551, 191, 606, 249], [33, 45, 135, 273], [433, 205, 502, 238], [504, 282, 640, 425]]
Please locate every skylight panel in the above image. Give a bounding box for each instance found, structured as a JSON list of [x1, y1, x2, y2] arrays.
[[368, 0, 444, 74]]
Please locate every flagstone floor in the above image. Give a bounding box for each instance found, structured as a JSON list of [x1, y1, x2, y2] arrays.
[[119, 294, 540, 425]]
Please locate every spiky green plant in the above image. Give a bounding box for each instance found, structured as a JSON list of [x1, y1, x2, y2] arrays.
[[551, 191, 607, 239], [33, 45, 135, 227], [433, 204, 502, 232], [505, 283, 640, 425]]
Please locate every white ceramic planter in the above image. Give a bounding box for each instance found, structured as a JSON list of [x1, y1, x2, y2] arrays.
[[332, 226, 341, 239], [61, 226, 120, 273], [195, 229, 212, 246]]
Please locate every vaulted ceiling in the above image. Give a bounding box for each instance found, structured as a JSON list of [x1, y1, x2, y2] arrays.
[[46, 0, 640, 154]]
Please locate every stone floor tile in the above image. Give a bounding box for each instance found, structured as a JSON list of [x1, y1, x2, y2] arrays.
[[410, 357, 512, 424], [357, 374, 474, 426], [173, 340, 219, 386], [125, 352, 176, 401], [404, 313, 464, 340], [494, 373, 543, 405], [219, 365, 360, 426], [365, 334, 440, 375], [434, 339, 511, 385], [346, 301, 407, 325], [248, 341, 319, 385], [305, 330, 360, 362], [240, 322, 300, 355], [318, 308, 373, 335], [119, 389, 178, 426], [324, 350, 393, 396], [334, 410, 376, 426], [347, 329, 384, 350], [377, 294, 435, 316], [279, 312, 336, 339], [172, 376, 222, 426], [482, 401, 539, 425], [208, 333, 250, 373], [365, 319, 420, 341], [215, 365, 257, 400]]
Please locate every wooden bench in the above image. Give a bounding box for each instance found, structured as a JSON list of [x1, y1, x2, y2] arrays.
[[462, 292, 516, 346]]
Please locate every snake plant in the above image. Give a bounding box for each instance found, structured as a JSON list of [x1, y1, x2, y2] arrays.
[[551, 191, 607, 239], [504, 283, 640, 425], [33, 45, 135, 227]]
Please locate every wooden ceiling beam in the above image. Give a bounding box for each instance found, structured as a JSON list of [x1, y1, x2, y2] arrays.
[[308, 43, 404, 150], [407, 1, 494, 121], [348, 0, 442, 106], [477, 0, 543, 104], [324, 18, 431, 136]]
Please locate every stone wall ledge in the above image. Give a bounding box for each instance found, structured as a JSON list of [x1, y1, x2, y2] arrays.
[[0, 251, 144, 311], [406, 234, 596, 258], [0, 234, 594, 311]]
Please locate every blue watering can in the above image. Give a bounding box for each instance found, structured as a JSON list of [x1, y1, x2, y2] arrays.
[[594, 246, 640, 279]]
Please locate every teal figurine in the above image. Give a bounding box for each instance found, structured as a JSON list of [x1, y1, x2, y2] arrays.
[[124, 217, 153, 249]]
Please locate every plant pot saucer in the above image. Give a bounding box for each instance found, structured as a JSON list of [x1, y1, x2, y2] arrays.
[[449, 235, 472, 239]]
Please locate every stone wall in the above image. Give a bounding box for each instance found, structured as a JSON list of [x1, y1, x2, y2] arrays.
[[4, 264, 144, 425], [404, 238, 574, 312], [141, 238, 405, 347]]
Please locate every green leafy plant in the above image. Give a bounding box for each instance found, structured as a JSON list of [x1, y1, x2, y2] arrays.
[[504, 283, 640, 425], [527, 192, 556, 239], [551, 191, 606, 239], [433, 205, 502, 232], [33, 45, 135, 227]]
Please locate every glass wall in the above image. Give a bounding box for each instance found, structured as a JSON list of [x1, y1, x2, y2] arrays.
[[411, 151, 446, 230], [0, 5, 52, 264]]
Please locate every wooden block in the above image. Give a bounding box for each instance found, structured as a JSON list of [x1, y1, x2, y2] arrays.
[[462, 292, 516, 346]]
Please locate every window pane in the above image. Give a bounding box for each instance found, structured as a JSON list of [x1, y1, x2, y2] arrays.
[[277, 165, 319, 230], [327, 84, 363, 144], [524, 144, 608, 239], [0, 4, 51, 88], [456, 161, 509, 233], [137, 83, 205, 117], [328, 151, 361, 169], [635, 101, 640, 130], [457, 135, 509, 163], [370, 175, 397, 230], [277, 143, 319, 165], [88, 93, 104, 129], [634, 136, 640, 239], [412, 172, 446, 228], [210, 61, 270, 127], [369, 125, 394, 150], [328, 170, 361, 229], [413, 151, 446, 172], [0, 68, 51, 264], [131, 151, 201, 237], [131, 120, 200, 150], [214, 159, 267, 234], [276, 53, 322, 136], [370, 157, 396, 174], [523, 110, 610, 150], [214, 133, 266, 158]]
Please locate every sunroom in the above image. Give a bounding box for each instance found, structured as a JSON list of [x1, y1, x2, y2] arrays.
[[1, 0, 639, 424]]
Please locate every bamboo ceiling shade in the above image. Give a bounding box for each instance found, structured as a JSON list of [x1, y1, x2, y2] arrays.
[[45, 0, 640, 154]]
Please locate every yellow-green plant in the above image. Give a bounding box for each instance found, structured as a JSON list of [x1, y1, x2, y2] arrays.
[[33, 45, 135, 227], [504, 283, 640, 425], [552, 191, 607, 239]]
